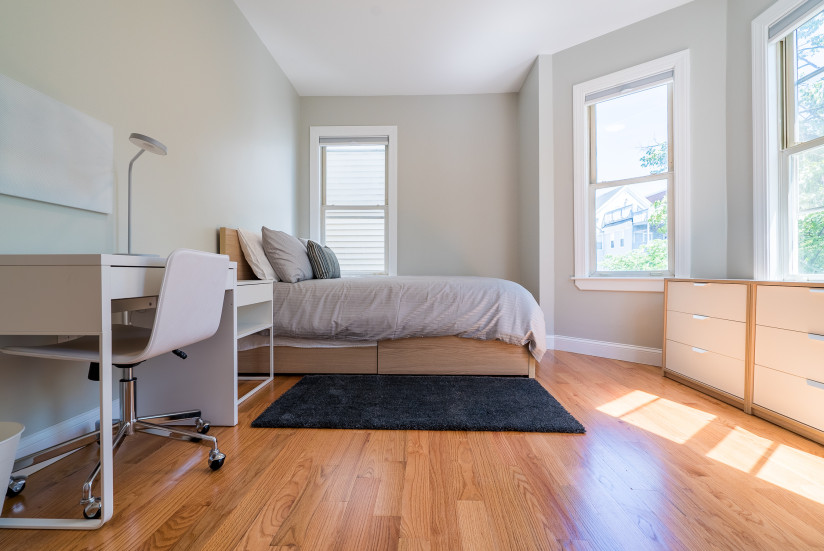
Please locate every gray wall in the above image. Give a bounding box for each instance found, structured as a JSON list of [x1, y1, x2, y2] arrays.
[[726, 0, 777, 278], [518, 62, 541, 300], [0, 0, 299, 434], [299, 95, 522, 283], [550, 0, 731, 348]]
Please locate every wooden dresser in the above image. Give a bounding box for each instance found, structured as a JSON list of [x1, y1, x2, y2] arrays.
[[664, 278, 824, 446]]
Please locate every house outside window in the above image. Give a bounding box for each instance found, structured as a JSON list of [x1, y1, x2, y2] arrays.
[[309, 126, 398, 276], [572, 51, 691, 292]]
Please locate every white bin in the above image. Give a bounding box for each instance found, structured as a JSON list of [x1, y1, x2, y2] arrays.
[[0, 422, 24, 514]]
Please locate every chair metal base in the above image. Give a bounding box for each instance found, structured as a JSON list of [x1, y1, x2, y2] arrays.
[[6, 368, 225, 518]]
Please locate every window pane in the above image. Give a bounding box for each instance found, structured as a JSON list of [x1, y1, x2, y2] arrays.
[[794, 11, 824, 143], [594, 84, 669, 183], [324, 145, 385, 206], [324, 209, 385, 273], [595, 180, 668, 272], [791, 143, 824, 275]]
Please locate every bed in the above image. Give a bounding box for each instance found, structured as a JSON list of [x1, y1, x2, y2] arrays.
[[219, 227, 544, 377]]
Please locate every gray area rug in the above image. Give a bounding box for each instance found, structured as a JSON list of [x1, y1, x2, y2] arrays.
[[251, 374, 585, 433]]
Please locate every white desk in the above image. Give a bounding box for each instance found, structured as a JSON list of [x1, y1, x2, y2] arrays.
[[0, 254, 236, 530]]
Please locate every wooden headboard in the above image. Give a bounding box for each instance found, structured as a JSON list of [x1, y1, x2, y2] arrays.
[[218, 227, 257, 281]]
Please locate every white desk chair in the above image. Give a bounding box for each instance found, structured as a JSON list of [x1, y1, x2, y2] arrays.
[[2, 249, 229, 520]]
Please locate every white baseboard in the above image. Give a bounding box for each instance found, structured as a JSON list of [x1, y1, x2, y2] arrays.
[[550, 335, 662, 367], [16, 400, 120, 460]]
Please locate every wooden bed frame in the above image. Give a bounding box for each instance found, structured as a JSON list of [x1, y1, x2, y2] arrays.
[[219, 227, 536, 377]]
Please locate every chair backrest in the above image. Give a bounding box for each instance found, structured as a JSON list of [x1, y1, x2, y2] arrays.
[[134, 249, 229, 363]]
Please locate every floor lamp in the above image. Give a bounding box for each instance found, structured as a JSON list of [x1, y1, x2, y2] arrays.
[[127, 133, 167, 255]]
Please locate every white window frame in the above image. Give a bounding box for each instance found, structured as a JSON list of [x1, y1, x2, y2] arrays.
[[753, 0, 824, 280], [309, 125, 398, 276], [572, 50, 691, 292]]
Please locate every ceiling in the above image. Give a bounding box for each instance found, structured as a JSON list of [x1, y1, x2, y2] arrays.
[[234, 0, 695, 97]]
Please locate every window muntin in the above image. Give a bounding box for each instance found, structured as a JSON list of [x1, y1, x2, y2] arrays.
[[321, 144, 388, 275], [588, 82, 674, 276], [780, 9, 824, 278]]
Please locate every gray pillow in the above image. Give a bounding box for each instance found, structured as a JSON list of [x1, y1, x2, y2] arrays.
[[307, 240, 341, 279], [261, 227, 314, 283]]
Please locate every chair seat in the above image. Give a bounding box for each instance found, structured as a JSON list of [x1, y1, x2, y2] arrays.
[[2, 324, 152, 364]]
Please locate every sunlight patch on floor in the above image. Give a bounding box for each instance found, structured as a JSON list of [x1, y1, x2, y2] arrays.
[[706, 426, 773, 473], [756, 444, 824, 505], [597, 390, 716, 444]]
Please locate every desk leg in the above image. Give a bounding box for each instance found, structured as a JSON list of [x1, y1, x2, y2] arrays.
[[98, 326, 113, 524]]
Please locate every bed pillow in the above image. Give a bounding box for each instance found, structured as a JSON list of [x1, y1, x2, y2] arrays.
[[237, 228, 278, 281], [306, 240, 341, 279], [261, 226, 314, 283]]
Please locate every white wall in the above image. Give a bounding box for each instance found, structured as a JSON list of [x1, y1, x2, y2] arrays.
[[0, 0, 299, 434], [549, 0, 730, 349], [299, 94, 523, 283]]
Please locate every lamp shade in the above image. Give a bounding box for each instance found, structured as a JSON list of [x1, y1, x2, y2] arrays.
[[129, 133, 167, 156]]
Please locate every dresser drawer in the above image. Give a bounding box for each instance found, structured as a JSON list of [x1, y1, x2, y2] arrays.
[[756, 284, 824, 334], [755, 324, 824, 381], [665, 340, 745, 398], [666, 281, 747, 322], [666, 311, 746, 360], [753, 364, 824, 432]]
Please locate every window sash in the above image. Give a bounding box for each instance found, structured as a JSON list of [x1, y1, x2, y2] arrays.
[[320, 143, 389, 275], [587, 82, 675, 276], [778, 9, 824, 278]]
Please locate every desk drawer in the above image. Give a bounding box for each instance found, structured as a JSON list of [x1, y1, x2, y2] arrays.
[[753, 364, 824, 432], [755, 325, 824, 381], [236, 281, 273, 307], [756, 284, 824, 334], [665, 340, 745, 398], [667, 282, 747, 322], [666, 311, 746, 360]]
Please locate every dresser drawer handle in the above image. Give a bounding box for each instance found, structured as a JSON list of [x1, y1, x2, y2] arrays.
[[693, 283, 708, 287], [692, 347, 707, 354], [810, 288, 824, 293], [692, 315, 708, 320], [807, 379, 824, 391], [808, 333, 824, 342]]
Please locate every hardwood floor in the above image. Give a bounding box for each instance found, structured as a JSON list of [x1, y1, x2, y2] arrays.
[[3, 350, 824, 550]]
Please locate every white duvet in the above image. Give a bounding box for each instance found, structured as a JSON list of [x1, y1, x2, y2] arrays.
[[270, 276, 546, 361]]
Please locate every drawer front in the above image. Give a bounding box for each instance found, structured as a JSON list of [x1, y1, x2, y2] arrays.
[[665, 340, 745, 398], [666, 282, 747, 322], [756, 284, 824, 334], [236, 281, 273, 307], [753, 364, 824, 432], [755, 324, 824, 381], [666, 311, 746, 360]]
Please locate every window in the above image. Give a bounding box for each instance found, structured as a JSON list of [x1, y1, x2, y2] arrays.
[[754, 0, 824, 280], [572, 51, 690, 292], [309, 126, 397, 276]]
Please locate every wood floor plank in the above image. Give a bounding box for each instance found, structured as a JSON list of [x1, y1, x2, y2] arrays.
[[3, 353, 824, 550]]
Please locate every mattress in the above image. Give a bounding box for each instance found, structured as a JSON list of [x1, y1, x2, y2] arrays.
[[270, 276, 546, 360]]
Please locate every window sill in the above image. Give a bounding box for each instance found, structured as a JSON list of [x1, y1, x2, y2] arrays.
[[572, 277, 665, 293]]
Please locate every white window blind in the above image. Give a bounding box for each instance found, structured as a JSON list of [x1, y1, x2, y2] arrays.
[[322, 144, 388, 274]]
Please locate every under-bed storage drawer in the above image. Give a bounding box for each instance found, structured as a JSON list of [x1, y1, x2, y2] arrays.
[[753, 364, 824, 432], [666, 311, 746, 361], [666, 281, 748, 322], [664, 340, 745, 398]]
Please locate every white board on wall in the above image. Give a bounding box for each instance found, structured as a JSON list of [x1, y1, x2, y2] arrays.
[[0, 73, 114, 213]]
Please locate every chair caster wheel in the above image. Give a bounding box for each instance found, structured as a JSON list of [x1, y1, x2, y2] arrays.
[[208, 450, 226, 471], [82, 500, 102, 520], [195, 418, 211, 434], [7, 476, 26, 497]]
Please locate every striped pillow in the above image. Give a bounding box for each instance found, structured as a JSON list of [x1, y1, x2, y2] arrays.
[[307, 240, 341, 279]]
